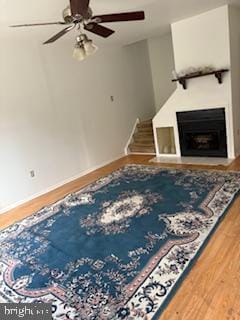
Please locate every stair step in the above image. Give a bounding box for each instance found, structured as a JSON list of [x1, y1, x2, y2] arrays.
[[134, 131, 153, 138], [131, 141, 155, 147], [134, 136, 154, 143], [137, 126, 153, 133], [137, 122, 153, 129], [141, 119, 153, 125], [129, 144, 156, 153]]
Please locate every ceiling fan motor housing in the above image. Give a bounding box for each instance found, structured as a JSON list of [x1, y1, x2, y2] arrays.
[[63, 5, 93, 23]]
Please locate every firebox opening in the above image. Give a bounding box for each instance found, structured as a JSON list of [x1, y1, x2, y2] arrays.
[[177, 108, 227, 158]]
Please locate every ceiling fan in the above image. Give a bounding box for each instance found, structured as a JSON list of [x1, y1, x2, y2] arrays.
[[10, 0, 145, 45]]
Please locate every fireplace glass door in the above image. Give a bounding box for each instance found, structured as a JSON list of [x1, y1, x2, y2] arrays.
[[177, 108, 227, 157]]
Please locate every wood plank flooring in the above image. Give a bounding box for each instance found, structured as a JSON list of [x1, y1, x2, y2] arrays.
[[1, 155, 240, 320]]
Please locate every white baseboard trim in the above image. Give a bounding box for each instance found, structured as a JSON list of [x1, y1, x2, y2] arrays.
[[0, 153, 125, 215]]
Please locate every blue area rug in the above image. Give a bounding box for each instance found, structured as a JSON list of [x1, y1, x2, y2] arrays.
[[0, 165, 240, 320]]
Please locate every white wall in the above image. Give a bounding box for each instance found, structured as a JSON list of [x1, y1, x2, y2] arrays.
[[148, 33, 176, 112], [229, 6, 240, 157], [172, 7, 231, 72], [153, 6, 235, 159], [0, 38, 155, 213]]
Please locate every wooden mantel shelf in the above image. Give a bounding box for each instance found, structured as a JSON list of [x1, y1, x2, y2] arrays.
[[172, 69, 229, 90]]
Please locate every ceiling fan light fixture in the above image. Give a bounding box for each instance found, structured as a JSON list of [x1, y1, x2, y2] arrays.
[[10, 0, 145, 55], [73, 43, 86, 61], [73, 33, 97, 60], [84, 39, 98, 56]]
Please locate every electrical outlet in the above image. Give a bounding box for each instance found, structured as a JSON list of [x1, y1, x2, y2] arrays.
[[30, 170, 35, 178]]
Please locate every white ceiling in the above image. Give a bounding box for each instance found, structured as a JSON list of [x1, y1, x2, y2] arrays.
[[1, 0, 240, 46]]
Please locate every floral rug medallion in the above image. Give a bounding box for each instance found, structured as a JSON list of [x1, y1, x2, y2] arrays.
[[0, 165, 239, 320]]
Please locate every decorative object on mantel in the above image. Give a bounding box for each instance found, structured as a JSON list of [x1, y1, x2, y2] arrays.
[[177, 65, 215, 78], [172, 67, 229, 90]]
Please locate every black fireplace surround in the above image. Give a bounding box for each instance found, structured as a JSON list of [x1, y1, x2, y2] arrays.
[[177, 108, 227, 157]]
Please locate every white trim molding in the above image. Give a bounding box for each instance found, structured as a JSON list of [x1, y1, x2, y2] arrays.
[[124, 118, 140, 155]]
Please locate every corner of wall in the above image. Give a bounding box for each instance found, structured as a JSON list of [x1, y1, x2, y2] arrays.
[[147, 32, 177, 114], [228, 4, 240, 157]]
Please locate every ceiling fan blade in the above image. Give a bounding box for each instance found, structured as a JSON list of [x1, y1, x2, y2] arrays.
[[10, 22, 66, 27], [84, 23, 115, 38], [43, 25, 75, 44], [93, 11, 145, 23], [70, 0, 89, 17]]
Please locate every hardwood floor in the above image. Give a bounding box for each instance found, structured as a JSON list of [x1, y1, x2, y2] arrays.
[[1, 155, 240, 320]]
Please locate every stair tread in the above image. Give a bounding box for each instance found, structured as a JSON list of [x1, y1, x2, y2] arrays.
[[141, 119, 152, 124], [134, 138, 154, 143], [137, 123, 153, 129], [134, 131, 153, 136], [129, 146, 155, 153], [130, 142, 155, 147], [137, 127, 153, 132], [133, 144, 154, 148]]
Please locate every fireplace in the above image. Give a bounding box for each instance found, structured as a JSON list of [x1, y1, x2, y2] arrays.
[[177, 108, 227, 157]]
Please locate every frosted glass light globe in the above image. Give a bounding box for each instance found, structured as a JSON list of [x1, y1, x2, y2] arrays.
[[73, 46, 86, 61], [84, 40, 98, 56]]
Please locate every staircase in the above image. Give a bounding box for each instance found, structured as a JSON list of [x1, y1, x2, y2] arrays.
[[128, 119, 156, 154]]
